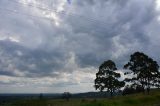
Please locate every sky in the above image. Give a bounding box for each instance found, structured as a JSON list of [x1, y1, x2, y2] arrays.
[[0, 0, 160, 93]]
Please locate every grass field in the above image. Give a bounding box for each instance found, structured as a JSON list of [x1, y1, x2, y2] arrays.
[[5, 89, 160, 106]]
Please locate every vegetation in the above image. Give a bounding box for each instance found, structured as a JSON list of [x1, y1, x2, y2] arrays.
[[4, 89, 160, 106], [122, 84, 144, 95], [124, 52, 160, 94], [62, 92, 72, 101], [94, 60, 125, 97], [94, 51, 160, 96]]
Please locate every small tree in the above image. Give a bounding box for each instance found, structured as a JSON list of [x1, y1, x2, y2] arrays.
[[124, 52, 160, 94], [122, 85, 135, 95], [39, 93, 43, 99], [94, 60, 125, 97], [62, 92, 71, 101]]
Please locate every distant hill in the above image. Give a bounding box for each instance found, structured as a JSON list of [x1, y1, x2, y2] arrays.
[[0, 91, 121, 104], [0, 91, 120, 100], [72, 91, 121, 98]]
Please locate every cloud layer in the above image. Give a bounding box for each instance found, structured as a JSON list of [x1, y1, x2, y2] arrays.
[[0, 0, 160, 93]]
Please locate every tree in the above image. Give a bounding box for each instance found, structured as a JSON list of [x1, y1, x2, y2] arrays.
[[124, 52, 160, 94], [62, 92, 71, 101], [94, 60, 125, 97], [39, 93, 43, 99], [122, 85, 135, 95]]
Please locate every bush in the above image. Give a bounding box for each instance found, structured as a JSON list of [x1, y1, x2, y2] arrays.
[[123, 86, 135, 95], [62, 92, 71, 101], [123, 85, 144, 95], [136, 85, 144, 93]]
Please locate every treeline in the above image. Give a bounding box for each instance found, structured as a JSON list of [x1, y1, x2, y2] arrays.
[[94, 51, 160, 97]]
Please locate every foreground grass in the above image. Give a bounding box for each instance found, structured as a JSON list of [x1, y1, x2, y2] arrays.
[[6, 89, 160, 106]]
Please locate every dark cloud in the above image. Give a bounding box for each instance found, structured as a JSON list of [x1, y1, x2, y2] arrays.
[[62, 0, 157, 68], [0, 39, 68, 78]]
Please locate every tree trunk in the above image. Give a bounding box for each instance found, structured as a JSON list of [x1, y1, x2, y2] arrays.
[[142, 84, 145, 94], [110, 92, 113, 97], [147, 87, 150, 95], [110, 90, 113, 97], [147, 78, 150, 94]]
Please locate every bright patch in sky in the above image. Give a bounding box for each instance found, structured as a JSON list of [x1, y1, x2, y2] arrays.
[[156, 0, 160, 10]]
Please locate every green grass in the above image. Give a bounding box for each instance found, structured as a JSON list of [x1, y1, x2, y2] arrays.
[[6, 89, 160, 106]]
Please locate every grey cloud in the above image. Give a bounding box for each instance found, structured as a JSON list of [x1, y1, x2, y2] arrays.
[[62, 0, 158, 68], [50, 82, 78, 87], [0, 39, 69, 78]]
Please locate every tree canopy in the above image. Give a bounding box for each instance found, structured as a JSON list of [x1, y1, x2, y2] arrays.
[[95, 60, 125, 97], [124, 52, 160, 94]]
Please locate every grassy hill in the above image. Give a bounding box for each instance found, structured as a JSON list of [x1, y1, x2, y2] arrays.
[[3, 89, 160, 106]]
